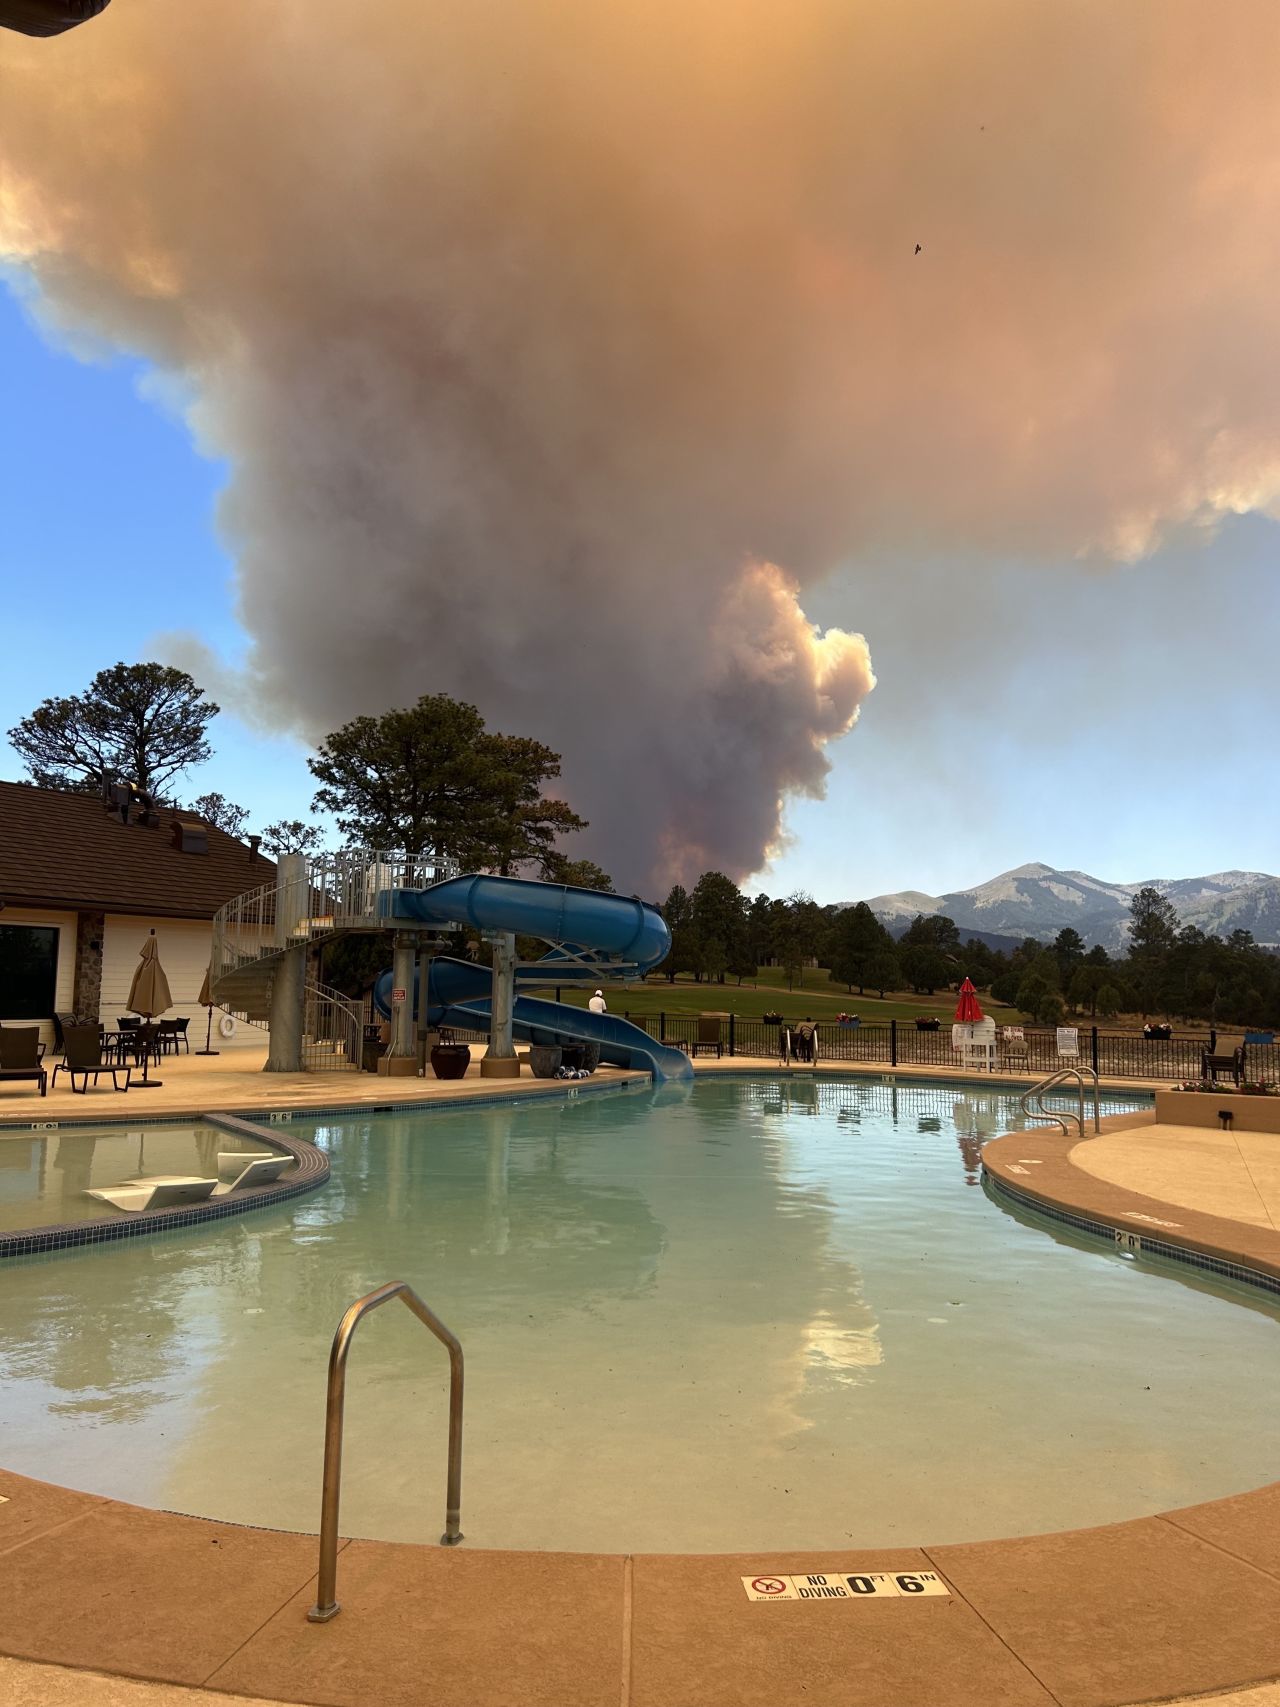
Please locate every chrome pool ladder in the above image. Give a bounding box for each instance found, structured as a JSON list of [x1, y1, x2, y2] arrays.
[[1020, 1066, 1102, 1137], [308, 1282, 465, 1624]]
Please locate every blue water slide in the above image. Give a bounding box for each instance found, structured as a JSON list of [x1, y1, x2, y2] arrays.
[[378, 874, 671, 972], [372, 875, 692, 1082]]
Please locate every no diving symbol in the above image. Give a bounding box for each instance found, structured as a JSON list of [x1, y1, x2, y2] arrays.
[[752, 1577, 789, 1596]]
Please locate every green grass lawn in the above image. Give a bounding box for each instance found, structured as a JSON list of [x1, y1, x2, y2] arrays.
[[522, 964, 1021, 1026]]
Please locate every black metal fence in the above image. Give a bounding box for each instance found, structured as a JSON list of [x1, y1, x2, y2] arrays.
[[418, 996, 1277, 1085], [611, 1013, 1260, 1083]]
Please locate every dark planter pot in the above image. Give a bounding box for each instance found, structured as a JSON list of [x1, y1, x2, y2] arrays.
[[528, 1044, 563, 1079], [762, 1013, 783, 1026], [915, 1018, 940, 1031], [430, 1044, 471, 1080], [1144, 1028, 1172, 1041], [560, 1044, 587, 1073]]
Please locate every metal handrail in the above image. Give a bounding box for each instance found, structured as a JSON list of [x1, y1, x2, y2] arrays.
[[308, 1282, 465, 1624], [1020, 1066, 1102, 1137], [301, 981, 364, 1072], [211, 849, 460, 1005]]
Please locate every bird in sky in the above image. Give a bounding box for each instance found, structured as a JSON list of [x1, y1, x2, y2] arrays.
[[914, 243, 922, 255]]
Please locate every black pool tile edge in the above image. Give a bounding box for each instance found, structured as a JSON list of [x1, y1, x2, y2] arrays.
[[0, 1113, 328, 1263], [983, 1167, 1280, 1301]]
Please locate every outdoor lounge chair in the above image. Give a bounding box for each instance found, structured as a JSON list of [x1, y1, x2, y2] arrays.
[[0, 1026, 48, 1096], [1202, 1044, 1244, 1086], [692, 1016, 724, 1058], [88, 1175, 217, 1213], [212, 1152, 294, 1195], [52, 1025, 132, 1094]]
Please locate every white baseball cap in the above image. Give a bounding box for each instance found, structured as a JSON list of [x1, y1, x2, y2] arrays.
[[594, 989, 603, 996]]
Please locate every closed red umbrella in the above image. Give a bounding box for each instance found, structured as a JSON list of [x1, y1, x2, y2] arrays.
[[954, 978, 984, 1024]]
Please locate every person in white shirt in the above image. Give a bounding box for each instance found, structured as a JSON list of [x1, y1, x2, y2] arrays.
[[588, 989, 607, 1015]]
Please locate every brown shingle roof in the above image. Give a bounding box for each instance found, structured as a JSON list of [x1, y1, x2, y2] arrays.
[[0, 782, 276, 917]]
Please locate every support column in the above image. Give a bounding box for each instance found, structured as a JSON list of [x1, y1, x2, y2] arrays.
[[481, 931, 520, 1079], [379, 931, 420, 1077], [265, 854, 307, 1073]]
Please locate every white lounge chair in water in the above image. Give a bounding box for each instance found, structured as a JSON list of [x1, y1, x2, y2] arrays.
[[88, 1175, 218, 1213], [211, 1152, 293, 1195], [88, 1154, 292, 1214]]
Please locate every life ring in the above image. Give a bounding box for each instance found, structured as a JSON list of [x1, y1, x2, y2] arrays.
[[218, 1014, 236, 1039]]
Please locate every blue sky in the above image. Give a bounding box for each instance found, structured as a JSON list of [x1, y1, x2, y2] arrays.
[[2, 277, 1278, 904]]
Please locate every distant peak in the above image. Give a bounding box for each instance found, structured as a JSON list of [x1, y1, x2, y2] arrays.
[[1000, 861, 1055, 879]]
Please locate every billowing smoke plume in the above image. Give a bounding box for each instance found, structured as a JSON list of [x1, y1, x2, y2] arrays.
[[3, 1, 1280, 887]]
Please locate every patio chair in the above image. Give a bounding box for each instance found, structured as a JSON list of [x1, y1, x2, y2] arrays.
[[53, 1011, 79, 1055], [0, 1026, 48, 1096], [999, 1027, 1029, 1069], [172, 1016, 191, 1054], [692, 1016, 724, 1058], [51, 1025, 132, 1094], [1202, 1044, 1244, 1086]]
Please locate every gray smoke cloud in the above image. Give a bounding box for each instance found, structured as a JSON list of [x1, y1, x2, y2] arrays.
[[3, 1, 1279, 888]]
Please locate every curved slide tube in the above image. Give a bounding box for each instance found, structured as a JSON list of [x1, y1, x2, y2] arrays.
[[373, 875, 692, 1082]]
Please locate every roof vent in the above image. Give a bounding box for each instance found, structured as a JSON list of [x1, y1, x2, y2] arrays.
[[171, 820, 209, 856], [247, 834, 262, 860]]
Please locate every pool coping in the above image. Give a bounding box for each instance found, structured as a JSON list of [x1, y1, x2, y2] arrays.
[[981, 1110, 1280, 1297], [6, 1088, 1280, 1704]]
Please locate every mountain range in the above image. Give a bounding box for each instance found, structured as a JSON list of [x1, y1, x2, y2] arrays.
[[856, 863, 1280, 952]]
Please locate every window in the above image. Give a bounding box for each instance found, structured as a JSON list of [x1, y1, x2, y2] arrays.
[[0, 925, 60, 1020]]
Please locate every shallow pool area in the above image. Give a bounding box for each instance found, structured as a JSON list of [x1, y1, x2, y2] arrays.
[[1, 1075, 1278, 1555], [0, 1123, 271, 1233]]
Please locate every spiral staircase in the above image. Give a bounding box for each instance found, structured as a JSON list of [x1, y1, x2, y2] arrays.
[[210, 850, 457, 1071]]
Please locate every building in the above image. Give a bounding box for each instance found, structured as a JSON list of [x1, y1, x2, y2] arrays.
[[0, 780, 275, 1050]]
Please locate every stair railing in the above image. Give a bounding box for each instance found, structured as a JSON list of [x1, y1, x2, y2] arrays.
[[308, 1283, 464, 1624], [1020, 1066, 1102, 1137]]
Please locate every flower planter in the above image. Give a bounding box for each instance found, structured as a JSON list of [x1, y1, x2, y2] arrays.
[[915, 1019, 940, 1031], [528, 1044, 562, 1079], [1154, 1089, 1280, 1133], [429, 1044, 471, 1081]]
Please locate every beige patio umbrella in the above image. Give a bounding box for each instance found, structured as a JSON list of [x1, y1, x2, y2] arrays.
[[127, 930, 172, 1089], [195, 962, 220, 1057]]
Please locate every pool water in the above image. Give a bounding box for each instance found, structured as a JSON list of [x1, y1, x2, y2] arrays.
[[1, 1076, 1277, 1554], [0, 1124, 270, 1231]]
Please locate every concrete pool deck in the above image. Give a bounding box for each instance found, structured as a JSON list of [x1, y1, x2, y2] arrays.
[[5, 1060, 1280, 1705]]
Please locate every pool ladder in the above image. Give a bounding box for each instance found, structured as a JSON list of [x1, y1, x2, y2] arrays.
[[308, 1282, 465, 1624], [1020, 1067, 1102, 1137]]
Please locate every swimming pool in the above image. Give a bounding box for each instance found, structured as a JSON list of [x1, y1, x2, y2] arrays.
[[1, 1075, 1277, 1554]]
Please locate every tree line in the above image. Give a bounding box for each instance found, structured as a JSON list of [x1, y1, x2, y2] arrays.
[[657, 874, 1280, 1028]]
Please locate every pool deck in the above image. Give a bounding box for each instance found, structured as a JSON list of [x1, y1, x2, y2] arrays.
[[5, 1054, 1280, 1706]]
